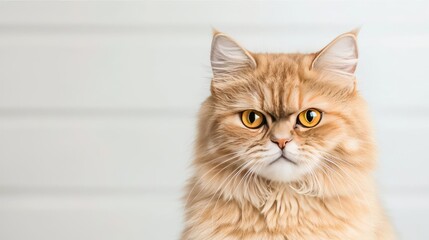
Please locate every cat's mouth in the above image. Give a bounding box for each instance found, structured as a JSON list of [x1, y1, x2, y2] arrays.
[[269, 155, 297, 166]]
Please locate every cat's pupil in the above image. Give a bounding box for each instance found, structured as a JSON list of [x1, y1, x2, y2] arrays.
[[306, 110, 316, 122], [249, 112, 256, 123]]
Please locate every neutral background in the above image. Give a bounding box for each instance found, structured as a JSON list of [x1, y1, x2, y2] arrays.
[[0, 1, 428, 239]]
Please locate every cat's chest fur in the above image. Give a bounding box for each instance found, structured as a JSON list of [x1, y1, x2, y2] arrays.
[[182, 186, 380, 240]]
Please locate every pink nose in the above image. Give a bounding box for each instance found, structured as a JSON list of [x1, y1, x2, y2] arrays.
[[271, 138, 289, 150]]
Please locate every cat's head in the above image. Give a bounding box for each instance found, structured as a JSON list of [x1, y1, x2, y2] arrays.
[[199, 30, 375, 196]]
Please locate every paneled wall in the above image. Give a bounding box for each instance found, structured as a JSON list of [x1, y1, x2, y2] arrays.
[[0, 1, 428, 239]]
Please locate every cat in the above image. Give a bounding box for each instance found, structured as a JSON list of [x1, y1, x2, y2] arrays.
[[181, 30, 396, 240]]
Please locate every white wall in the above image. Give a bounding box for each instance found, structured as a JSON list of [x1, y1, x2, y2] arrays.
[[0, 1, 428, 239]]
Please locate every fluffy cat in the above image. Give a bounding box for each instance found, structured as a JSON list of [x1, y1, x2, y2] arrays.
[[181, 30, 395, 240]]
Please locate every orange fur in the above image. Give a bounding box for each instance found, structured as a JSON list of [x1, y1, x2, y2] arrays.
[[181, 31, 396, 239]]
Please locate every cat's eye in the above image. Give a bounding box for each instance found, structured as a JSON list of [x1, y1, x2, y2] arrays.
[[297, 109, 322, 128], [241, 110, 265, 129]]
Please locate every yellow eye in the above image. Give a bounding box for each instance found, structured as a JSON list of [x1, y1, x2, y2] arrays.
[[298, 109, 322, 128], [241, 110, 265, 129]]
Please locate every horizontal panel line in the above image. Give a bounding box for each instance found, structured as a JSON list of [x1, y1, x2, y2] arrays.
[[0, 0, 419, 2], [0, 185, 427, 196], [0, 186, 181, 196], [0, 24, 428, 35], [0, 107, 197, 118], [0, 106, 426, 118], [0, 24, 351, 35]]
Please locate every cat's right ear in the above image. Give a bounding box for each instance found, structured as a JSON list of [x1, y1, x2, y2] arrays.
[[310, 30, 359, 90], [210, 31, 256, 78]]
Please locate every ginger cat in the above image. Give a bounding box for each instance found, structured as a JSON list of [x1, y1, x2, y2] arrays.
[[181, 30, 395, 240]]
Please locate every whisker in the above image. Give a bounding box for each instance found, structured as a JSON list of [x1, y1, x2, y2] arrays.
[[200, 160, 255, 223], [185, 152, 238, 204], [188, 155, 241, 204]]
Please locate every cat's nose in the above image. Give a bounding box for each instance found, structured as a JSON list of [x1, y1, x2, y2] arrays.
[[271, 138, 290, 150]]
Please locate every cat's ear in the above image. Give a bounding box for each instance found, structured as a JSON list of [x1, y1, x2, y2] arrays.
[[311, 30, 359, 83], [210, 31, 256, 78]]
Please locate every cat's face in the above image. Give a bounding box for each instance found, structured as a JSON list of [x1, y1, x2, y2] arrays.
[[204, 31, 374, 185]]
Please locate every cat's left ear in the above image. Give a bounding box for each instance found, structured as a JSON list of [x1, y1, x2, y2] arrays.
[[311, 30, 359, 84]]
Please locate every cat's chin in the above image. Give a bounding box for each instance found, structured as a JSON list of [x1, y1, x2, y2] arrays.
[[257, 157, 310, 183]]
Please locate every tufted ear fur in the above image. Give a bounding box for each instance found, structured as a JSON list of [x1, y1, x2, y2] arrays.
[[210, 31, 256, 78], [311, 30, 359, 87]]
